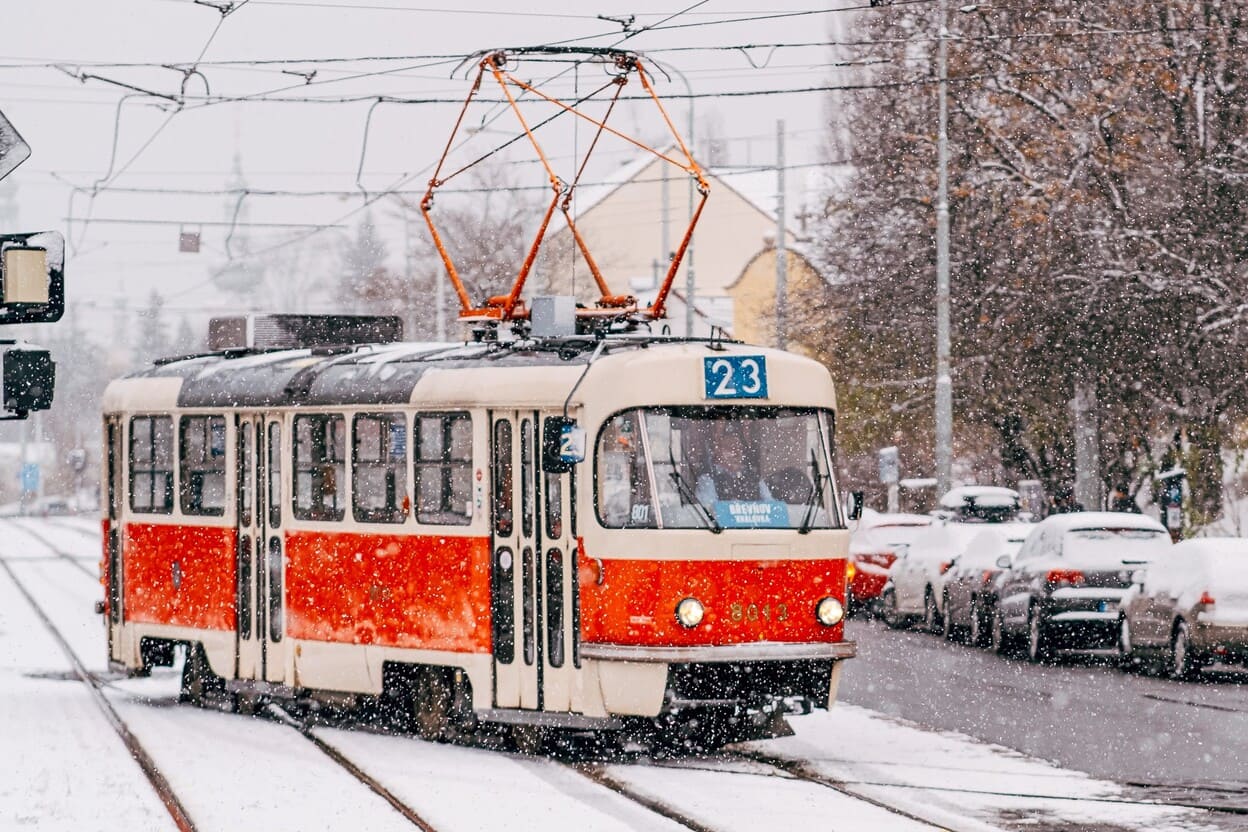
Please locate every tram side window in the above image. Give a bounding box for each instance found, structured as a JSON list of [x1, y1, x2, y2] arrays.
[[293, 414, 346, 522], [596, 410, 656, 528], [353, 413, 408, 524], [180, 415, 227, 516], [130, 415, 174, 514], [415, 412, 472, 525]]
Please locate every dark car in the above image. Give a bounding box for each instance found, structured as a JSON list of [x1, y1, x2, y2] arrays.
[[938, 525, 1028, 646], [994, 512, 1171, 662], [1120, 537, 1248, 679]]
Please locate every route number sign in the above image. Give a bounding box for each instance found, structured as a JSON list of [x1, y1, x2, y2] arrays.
[[703, 355, 768, 400]]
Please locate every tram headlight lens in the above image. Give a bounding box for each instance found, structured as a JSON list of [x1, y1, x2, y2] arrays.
[[675, 597, 705, 628], [816, 597, 845, 627]]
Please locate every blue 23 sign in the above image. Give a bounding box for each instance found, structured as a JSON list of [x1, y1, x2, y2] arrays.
[[703, 355, 768, 399]]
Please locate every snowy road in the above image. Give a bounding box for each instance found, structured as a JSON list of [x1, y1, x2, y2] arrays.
[[0, 517, 1237, 831]]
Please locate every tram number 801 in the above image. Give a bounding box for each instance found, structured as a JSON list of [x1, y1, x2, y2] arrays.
[[728, 601, 789, 623]]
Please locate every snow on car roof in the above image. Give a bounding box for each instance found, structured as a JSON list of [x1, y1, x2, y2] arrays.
[[1040, 511, 1167, 534], [939, 485, 1020, 509], [1174, 537, 1248, 561], [859, 510, 933, 529]]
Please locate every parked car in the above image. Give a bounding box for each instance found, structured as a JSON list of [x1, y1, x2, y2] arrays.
[[882, 486, 1025, 632], [994, 512, 1171, 662], [937, 525, 1029, 645], [1119, 537, 1248, 679], [848, 512, 932, 614]]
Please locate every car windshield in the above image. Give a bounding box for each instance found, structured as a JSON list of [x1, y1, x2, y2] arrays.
[[595, 406, 841, 530], [1064, 528, 1171, 565]]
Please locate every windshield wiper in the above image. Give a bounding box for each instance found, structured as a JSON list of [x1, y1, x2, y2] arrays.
[[667, 446, 722, 533], [798, 448, 825, 535]]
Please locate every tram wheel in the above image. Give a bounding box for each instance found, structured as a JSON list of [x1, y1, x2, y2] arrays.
[[180, 643, 225, 707], [510, 724, 547, 755], [411, 668, 453, 742]]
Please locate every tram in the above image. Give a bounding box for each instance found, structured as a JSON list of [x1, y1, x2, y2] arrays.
[[99, 311, 854, 745], [99, 46, 854, 747]]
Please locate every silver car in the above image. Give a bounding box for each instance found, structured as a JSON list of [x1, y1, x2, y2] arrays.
[[1120, 537, 1248, 679]]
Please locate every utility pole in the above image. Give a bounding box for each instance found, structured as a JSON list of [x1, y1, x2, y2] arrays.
[[775, 119, 787, 351], [934, 0, 954, 496]]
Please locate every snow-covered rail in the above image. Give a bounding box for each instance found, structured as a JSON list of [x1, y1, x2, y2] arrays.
[[0, 557, 197, 832]]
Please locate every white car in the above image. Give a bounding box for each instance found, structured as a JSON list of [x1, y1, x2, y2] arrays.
[[881, 486, 1028, 631], [848, 512, 932, 613]]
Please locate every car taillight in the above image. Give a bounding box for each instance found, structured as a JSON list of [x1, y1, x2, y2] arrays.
[[1046, 569, 1085, 587], [846, 561, 857, 581], [981, 569, 995, 582], [939, 560, 954, 575], [1199, 590, 1216, 606]]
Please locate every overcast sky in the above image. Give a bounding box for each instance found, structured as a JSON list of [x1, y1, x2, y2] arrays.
[[2, 0, 859, 336]]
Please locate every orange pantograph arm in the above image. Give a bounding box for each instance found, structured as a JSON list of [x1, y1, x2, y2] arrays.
[[420, 68, 485, 315]]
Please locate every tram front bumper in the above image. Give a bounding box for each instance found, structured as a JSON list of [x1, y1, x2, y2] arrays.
[[580, 641, 857, 717]]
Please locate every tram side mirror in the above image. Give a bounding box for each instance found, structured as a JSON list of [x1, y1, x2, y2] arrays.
[[996, 554, 1012, 569], [0, 231, 65, 325], [845, 490, 864, 521], [543, 416, 585, 473]]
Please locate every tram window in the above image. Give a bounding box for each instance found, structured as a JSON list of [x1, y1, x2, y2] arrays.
[[595, 410, 655, 528], [492, 420, 513, 537], [239, 423, 253, 528], [546, 548, 565, 668], [267, 422, 281, 529], [545, 473, 562, 539], [293, 414, 346, 522], [129, 415, 174, 514], [520, 419, 534, 539], [237, 535, 252, 639], [415, 412, 472, 526], [353, 413, 408, 524], [180, 415, 227, 516], [268, 537, 283, 642]]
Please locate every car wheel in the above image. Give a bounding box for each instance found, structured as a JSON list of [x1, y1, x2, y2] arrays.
[[1117, 615, 1140, 671], [969, 598, 987, 648], [938, 591, 958, 643], [923, 588, 941, 635], [882, 588, 905, 630], [991, 607, 1015, 657], [1027, 607, 1052, 664], [1171, 621, 1198, 681]]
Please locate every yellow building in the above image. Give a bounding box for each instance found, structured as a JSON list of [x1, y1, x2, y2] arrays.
[[727, 243, 829, 355]]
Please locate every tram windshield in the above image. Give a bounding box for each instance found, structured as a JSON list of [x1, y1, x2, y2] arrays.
[[596, 407, 842, 530]]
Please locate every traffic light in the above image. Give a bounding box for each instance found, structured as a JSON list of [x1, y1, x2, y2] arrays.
[[0, 107, 63, 420]]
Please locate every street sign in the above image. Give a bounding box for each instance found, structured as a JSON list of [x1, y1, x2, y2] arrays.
[[878, 446, 899, 484], [0, 110, 31, 184], [19, 462, 39, 494]]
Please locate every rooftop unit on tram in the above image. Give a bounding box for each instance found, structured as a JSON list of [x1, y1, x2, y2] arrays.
[[206, 313, 403, 352]]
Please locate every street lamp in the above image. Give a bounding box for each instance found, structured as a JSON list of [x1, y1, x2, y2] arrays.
[[934, 0, 953, 495]]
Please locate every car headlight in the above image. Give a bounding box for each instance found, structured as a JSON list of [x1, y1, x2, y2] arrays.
[[816, 596, 844, 627], [675, 597, 705, 628]]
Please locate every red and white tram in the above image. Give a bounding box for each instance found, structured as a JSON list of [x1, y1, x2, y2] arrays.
[[100, 312, 855, 746]]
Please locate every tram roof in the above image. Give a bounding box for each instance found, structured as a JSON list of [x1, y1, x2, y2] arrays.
[[107, 335, 836, 412]]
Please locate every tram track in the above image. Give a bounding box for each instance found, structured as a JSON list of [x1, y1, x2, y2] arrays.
[[5, 517, 98, 580], [0, 555, 198, 832]]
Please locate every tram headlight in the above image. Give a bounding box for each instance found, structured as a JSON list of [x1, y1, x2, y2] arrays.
[[675, 597, 705, 628], [815, 597, 845, 627]]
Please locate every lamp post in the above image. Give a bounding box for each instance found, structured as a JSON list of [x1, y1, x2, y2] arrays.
[[658, 61, 697, 337], [934, 0, 953, 496]]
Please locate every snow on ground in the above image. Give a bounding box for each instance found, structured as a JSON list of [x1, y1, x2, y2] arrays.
[[0, 517, 1234, 831], [749, 705, 1220, 832]]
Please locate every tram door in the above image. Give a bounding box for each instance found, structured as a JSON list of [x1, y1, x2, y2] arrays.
[[236, 414, 287, 684], [490, 411, 577, 712], [234, 415, 261, 679], [104, 416, 124, 663]]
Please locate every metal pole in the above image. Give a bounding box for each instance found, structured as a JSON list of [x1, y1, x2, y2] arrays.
[[670, 67, 695, 338], [775, 119, 787, 350], [934, 0, 953, 495]]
